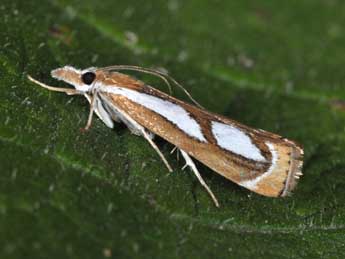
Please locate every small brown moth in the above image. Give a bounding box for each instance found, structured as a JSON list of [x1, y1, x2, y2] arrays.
[[28, 65, 304, 207]]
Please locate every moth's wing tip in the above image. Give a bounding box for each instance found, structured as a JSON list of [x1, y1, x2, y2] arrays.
[[280, 145, 304, 197]]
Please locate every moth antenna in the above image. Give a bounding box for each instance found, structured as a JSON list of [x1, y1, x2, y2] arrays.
[[100, 65, 204, 109], [100, 65, 172, 94], [162, 70, 204, 109], [27, 75, 82, 95]]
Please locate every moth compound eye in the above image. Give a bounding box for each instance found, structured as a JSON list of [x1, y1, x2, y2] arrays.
[[81, 72, 96, 85]]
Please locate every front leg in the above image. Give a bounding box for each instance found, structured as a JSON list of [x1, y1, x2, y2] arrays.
[[81, 93, 97, 131]]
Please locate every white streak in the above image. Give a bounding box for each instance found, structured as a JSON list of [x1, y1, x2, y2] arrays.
[[102, 86, 207, 142], [211, 121, 265, 161], [239, 142, 278, 190]]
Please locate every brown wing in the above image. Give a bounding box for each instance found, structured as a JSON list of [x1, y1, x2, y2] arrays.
[[98, 71, 303, 197]]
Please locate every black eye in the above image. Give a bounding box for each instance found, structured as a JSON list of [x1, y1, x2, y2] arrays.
[[81, 72, 96, 85]]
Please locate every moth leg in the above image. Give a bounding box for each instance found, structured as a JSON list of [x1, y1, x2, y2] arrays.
[[99, 96, 172, 172], [141, 129, 173, 173], [180, 149, 220, 207], [82, 93, 97, 131], [120, 120, 171, 172], [170, 146, 180, 161], [101, 99, 154, 138], [120, 116, 155, 139], [170, 146, 177, 154], [85, 94, 114, 128]]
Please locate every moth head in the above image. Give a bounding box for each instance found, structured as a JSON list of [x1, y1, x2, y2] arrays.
[[51, 66, 98, 92]]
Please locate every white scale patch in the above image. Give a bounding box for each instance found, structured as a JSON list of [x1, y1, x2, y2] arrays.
[[211, 121, 266, 162], [239, 142, 278, 190], [102, 86, 207, 142]]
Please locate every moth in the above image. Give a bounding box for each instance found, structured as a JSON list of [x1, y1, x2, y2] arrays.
[[28, 65, 304, 207]]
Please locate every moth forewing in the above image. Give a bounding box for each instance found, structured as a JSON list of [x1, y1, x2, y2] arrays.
[[28, 65, 304, 207], [98, 72, 303, 198], [236, 136, 303, 197]]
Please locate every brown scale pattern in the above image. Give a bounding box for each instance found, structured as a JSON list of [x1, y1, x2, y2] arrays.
[[97, 71, 303, 197]]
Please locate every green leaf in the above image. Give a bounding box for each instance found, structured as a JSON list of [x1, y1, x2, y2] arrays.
[[1, 0, 345, 258]]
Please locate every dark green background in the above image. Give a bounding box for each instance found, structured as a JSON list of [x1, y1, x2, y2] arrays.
[[1, 0, 345, 258]]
